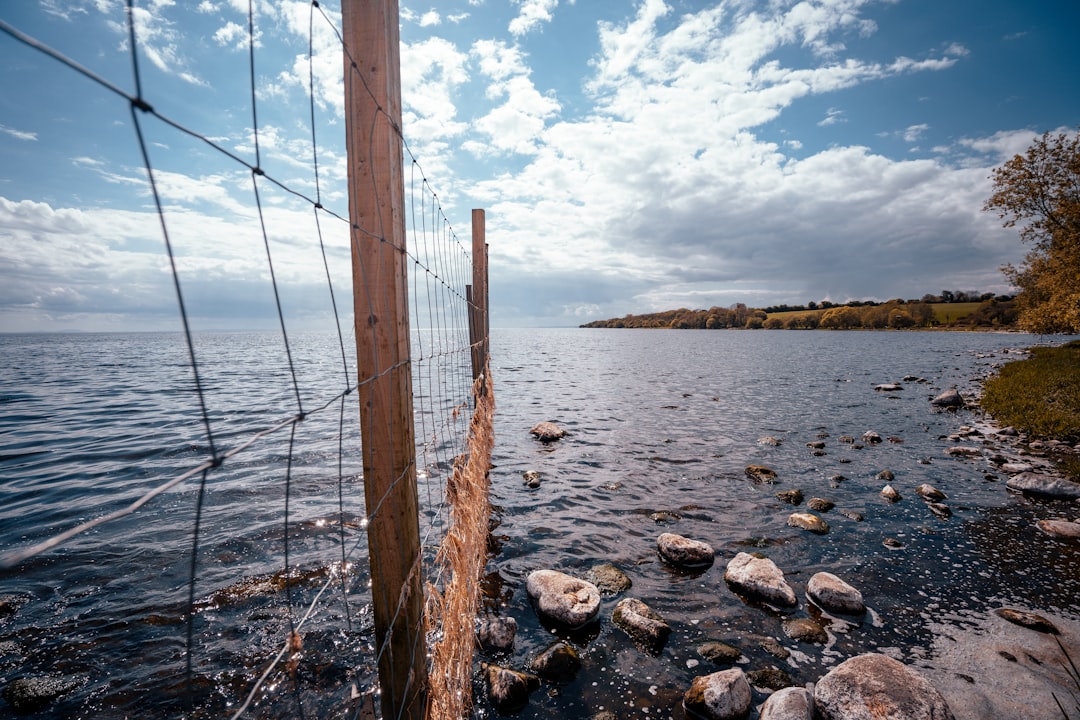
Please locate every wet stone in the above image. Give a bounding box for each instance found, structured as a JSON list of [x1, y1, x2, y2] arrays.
[[530, 642, 581, 682], [612, 597, 671, 655], [863, 431, 883, 444], [586, 562, 632, 596], [2, 675, 85, 713], [760, 636, 791, 659], [758, 436, 783, 446], [526, 570, 601, 629], [657, 532, 715, 569], [807, 571, 866, 616], [915, 483, 946, 501], [724, 552, 797, 607], [876, 469, 895, 482], [522, 470, 541, 488], [747, 666, 794, 691], [927, 502, 952, 519], [881, 484, 902, 502], [650, 510, 682, 523], [1006, 472, 1080, 500], [477, 616, 517, 653], [776, 489, 804, 505], [483, 663, 540, 713], [787, 512, 830, 534], [530, 421, 566, 442], [745, 464, 779, 484], [699, 640, 742, 665], [839, 509, 864, 522], [683, 668, 752, 720], [931, 388, 964, 407], [783, 617, 828, 644], [807, 497, 834, 513], [1036, 519, 1080, 539], [994, 608, 1059, 634], [814, 653, 955, 720], [759, 686, 814, 720]]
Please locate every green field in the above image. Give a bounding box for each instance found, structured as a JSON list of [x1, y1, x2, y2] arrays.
[[765, 302, 984, 326]]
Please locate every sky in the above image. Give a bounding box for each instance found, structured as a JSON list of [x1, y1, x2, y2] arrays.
[[1, 0, 1078, 331]]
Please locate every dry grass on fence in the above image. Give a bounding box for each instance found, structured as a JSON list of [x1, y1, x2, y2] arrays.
[[424, 365, 495, 720]]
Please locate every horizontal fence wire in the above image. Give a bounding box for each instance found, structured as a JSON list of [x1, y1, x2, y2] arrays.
[[0, 2, 490, 719]]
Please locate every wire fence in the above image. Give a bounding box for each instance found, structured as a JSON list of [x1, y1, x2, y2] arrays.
[[0, 2, 490, 719]]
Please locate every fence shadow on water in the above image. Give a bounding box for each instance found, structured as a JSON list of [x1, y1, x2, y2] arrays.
[[0, 2, 490, 718]]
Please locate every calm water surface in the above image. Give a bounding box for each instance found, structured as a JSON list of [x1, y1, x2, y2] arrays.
[[1, 328, 1079, 718]]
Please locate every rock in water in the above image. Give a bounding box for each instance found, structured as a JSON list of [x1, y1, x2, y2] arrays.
[[526, 570, 600, 628], [723, 552, 797, 607], [530, 421, 566, 441], [745, 465, 779, 483], [612, 597, 672, 655], [530, 642, 581, 682], [881, 484, 902, 502], [586, 562, 632, 595], [787, 512, 830, 534], [1006, 472, 1080, 500], [522, 470, 541, 488], [2, 676, 84, 713], [699, 641, 742, 665], [807, 497, 834, 512], [683, 669, 752, 720], [776, 489, 804, 505], [783, 617, 827, 644], [994, 608, 1059, 634], [477, 616, 517, 653], [657, 532, 715, 568], [931, 389, 964, 407], [915, 484, 947, 501], [814, 653, 954, 720], [1036, 519, 1080, 538], [759, 686, 814, 720], [807, 571, 866, 615], [483, 663, 540, 713]]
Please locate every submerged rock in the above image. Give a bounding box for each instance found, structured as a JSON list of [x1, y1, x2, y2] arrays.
[[994, 608, 1059, 634], [783, 617, 827, 644], [787, 512, 830, 534], [776, 489, 804, 505], [746, 465, 779, 484], [807, 572, 866, 615], [758, 686, 814, 720], [530, 421, 566, 442], [699, 640, 742, 665], [876, 469, 896, 482], [747, 666, 794, 690], [483, 663, 540, 713], [657, 532, 715, 569], [586, 562, 632, 596], [863, 431, 883, 444], [807, 497, 834, 513], [875, 383, 904, 392], [526, 570, 600, 628], [683, 668, 753, 720], [724, 552, 797, 607], [758, 436, 783, 446], [2, 675, 84, 713], [814, 653, 954, 720], [927, 502, 952, 519], [612, 597, 671, 655], [530, 642, 581, 682], [1006, 472, 1080, 500]]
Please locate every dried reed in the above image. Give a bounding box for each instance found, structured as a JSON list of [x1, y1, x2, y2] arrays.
[[424, 365, 495, 720]]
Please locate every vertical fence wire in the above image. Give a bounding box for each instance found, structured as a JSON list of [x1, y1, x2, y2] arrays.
[[0, 2, 492, 718]]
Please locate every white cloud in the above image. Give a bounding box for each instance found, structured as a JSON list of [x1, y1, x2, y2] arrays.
[[509, 0, 559, 37], [818, 108, 846, 126], [419, 10, 441, 27], [0, 125, 37, 141], [903, 123, 930, 142]]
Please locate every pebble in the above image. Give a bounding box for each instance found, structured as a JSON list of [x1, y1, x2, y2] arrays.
[[745, 464, 779, 484], [776, 489, 804, 505], [787, 512, 830, 534], [880, 484, 902, 502], [807, 497, 834, 513]]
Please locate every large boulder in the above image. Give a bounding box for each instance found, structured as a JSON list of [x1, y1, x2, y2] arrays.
[[814, 653, 954, 720], [612, 597, 671, 655], [683, 668, 753, 720], [758, 685, 813, 720], [526, 570, 600, 628], [807, 572, 866, 615], [1006, 472, 1080, 500], [657, 533, 715, 568], [723, 552, 797, 607]]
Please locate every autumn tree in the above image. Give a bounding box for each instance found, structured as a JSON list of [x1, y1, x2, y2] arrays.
[[984, 130, 1080, 333]]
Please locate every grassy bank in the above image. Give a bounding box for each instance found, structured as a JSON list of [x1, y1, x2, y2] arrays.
[[981, 340, 1080, 441]]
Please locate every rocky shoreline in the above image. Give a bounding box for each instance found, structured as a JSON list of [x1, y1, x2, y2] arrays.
[[477, 387, 1080, 718]]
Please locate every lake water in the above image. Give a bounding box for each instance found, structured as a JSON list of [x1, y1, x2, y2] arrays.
[[1, 328, 1079, 718]]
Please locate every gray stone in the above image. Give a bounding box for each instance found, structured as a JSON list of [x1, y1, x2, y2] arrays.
[[807, 572, 866, 615], [477, 616, 517, 653], [758, 686, 814, 720], [875, 383, 903, 392], [530, 421, 566, 441], [915, 484, 947, 501], [881, 484, 902, 502], [526, 569, 601, 628], [745, 464, 779, 484], [657, 532, 715, 568], [612, 597, 671, 655], [758, 436, 783, 446], [931, 389, 964, 407], [483, 663, 539, 713], [946, 446, 981, 458], [876, 469, 896, 482], [787, 512, 830, 534], [683, 668, 753, 720], [863, 431, 883, 444], [586, 562, 632, 595], [814, 653, 955, 720], [724, 552, 797, 607], [522, 470, 541, 488], [1006, 472, 1080, 500], [927, 502, 952, 519]]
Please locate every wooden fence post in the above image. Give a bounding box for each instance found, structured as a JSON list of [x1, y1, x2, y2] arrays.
[[470, 209, 488, 380], [341, 1, 426, 718]]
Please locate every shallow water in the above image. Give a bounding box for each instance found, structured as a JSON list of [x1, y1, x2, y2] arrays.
[[481, 328, 1080, 719], [1, 328, 1078, 719]]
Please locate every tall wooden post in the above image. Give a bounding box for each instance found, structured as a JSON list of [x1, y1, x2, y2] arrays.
[[341, 2, 426, 719], [470, 209, 488, 380]]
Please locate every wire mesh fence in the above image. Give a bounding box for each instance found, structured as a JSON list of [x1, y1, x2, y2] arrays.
[[0, 2, 491, 718]]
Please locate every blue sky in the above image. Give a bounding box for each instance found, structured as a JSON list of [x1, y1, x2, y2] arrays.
[[1, 0, 1077, 331]]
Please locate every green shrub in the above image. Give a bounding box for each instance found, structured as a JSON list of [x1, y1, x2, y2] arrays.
[[982, 341, 1080, 440]]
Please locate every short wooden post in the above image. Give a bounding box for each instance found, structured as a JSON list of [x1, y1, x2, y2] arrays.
[[341, 1, 426, 718]]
